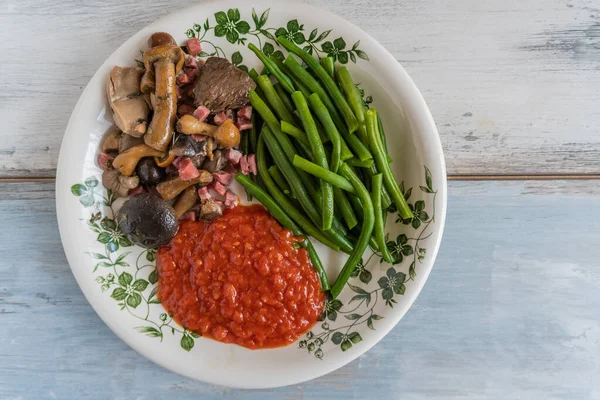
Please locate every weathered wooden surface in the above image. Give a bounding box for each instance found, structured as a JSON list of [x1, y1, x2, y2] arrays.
[[1, 0, 600, 177], [1, 180, 599, 399]]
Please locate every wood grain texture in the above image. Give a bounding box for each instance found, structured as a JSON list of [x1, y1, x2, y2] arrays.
[[2, 180, 599, 399], [0, 0, 599, 177]]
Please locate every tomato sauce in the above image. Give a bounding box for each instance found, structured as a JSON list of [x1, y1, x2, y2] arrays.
[[156, 205, 325, 349]]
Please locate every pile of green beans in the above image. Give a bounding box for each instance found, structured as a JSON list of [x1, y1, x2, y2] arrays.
[[238, 39, 414, 297]]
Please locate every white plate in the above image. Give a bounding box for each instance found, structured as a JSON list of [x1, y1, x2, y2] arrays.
[[56, 0, 447, 389]]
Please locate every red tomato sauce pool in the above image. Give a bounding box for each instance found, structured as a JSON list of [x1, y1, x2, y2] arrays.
[[156, 205, 326, 349]]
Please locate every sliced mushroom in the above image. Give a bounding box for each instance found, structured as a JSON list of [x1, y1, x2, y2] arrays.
[[106, 66, 151, 137], [173, 186, 199, 217], [102, 169, 140, 197], [112, 144, 165, 176], [102, 126, 122, 152], [119, 133, 144, 153], [176, 115, 240, 148], [142, 45, 185, 151], [156, 171, 213, 201]]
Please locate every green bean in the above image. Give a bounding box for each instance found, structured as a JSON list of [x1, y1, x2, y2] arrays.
[[330, 163, 375, 298], [281, 120, 310, 148], [307, 93, 342, 173], [235, 173, 330, 291], [293, 155, 355, 193], [366, 163, 392, 209], [321, 56, 335, 78], [257, 137, 339, 253], [334, 187, 358, 230], [273, 82, 295, 114], [372, 174, 393, 263], [340, 127, 372, 161], [377, 114, 392, 163], [365, 109, 413, 219], [248, 43, 295, 94], [268, 165, 292, 196], [248, 68, 266, 99], [336, 66, 369, 144], [278, 37, 359, 133], [347, 192, 364, 221], [256, 75, 296, 124], [347, 157, 374, 168], [263, 128, 353, 253], [292, 91, 334, 231]]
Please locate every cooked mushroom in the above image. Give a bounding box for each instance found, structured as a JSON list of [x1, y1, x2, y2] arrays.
[[170, 135, 206, 157], [106, 66, 151, 137], [140, 33, 178, 94], [199, 199, 223, 221], [173, 186, 199, 217], [112, 144, 165, 176], [119, 134, 144, 153], [177, 115, 240, 148], [102, 169, 140, 197], [154, 153, 176, 168], [156, 171, 213, 201], [136, 157, 165, 186], [102, 126, 122, 152], [142, 45, 185, 151], [117, 193, 178, 248], [202, 150, 227, 173]]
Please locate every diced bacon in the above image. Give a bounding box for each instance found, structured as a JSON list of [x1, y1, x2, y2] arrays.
[[236, 117, 253, 131], [225, 148, 243, 165], [176, 72, 190, 86], [97, 152, 114, 171], [213, 112, 228, 126], [191, 134, 207, 142], [128, 186, 145, 196], [223, 163, 238, 174], [184, 55, 198, 81], [213, 171, 233, 185], [240, 155, 250, 175], [177, 158, 200, 181], [247, 154, 257, 175], [193, 105, 210, 122], [197, 186, 212, 201], [237, 105, 253, 120], [186, 38, 202, 56], [177, 104, 196, 116], [212, 181, 227, 197], [179, 211, 197, 221], [225, 190, 238, 209], [172, 156, 186, 169]]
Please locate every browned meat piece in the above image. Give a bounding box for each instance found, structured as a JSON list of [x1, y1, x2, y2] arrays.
[[192, 57, 256, 113], [199, 199, 223, 221]]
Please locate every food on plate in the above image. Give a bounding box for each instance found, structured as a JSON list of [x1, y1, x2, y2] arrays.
[[157, 205, 325, 349], [98, 28, 413, 348]]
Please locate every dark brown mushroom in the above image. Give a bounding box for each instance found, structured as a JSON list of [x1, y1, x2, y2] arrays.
[[156, 171, 213, 201], [112, 144, 165, 176], [173, 186, 199, 217], [102, 126, 122, 152], [119, 134, 144, 153], [142, 45, 185, 151], [106, 67, 151, 137]]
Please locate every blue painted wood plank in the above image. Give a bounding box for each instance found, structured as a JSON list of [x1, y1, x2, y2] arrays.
[[1, 181, 599, 399]]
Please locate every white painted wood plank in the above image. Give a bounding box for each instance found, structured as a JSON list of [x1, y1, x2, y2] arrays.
[[1, 180, 599, 399], [0, 0, 599, 177]]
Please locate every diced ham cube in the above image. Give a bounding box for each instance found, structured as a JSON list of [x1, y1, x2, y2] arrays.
[[184, 55, 198, 81], [225, 190, 238, 209], [236, 117, 253, 131], [237, 105, 253, 120], [172, 156, 186, 169], [178, 104, 196, 116], [213, 112, 228, 126], [213, 171, 233, 185], [240, 155, 250, 175], [198, 186, 212, 201], [97, 152, 114, 171], [191, 134, 207, 142], [247, 154, 257, 175], [223, 163, 238, 174], [176, 72, 190, 86], [225, 148, 243, 165], [193, 105, 210, 122], [186, 38, 202, 56], [177, 158, 200, 181], [212, 181, 227, 197], [179, 211, 197, 221]]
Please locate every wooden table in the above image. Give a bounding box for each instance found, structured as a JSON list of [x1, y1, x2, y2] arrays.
[[1, 0, 599, 398]]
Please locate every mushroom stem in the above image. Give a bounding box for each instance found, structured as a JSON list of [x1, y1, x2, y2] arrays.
[[176, 115, 240, 148], [173, 186, 199, 217], [112, 144, 165, 176], [156, 171, 213, 201]]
